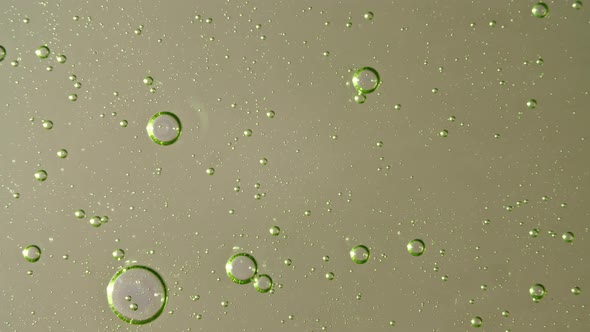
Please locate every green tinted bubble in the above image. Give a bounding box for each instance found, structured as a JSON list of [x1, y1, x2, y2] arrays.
[[253, 274, 273, 293], [527, 99, 537, 109], [89, 216, 101, 227], [22, 245, 41, 263], [529, 283, 546, 300], [42, 120, 53, 129], [113, 249, 125, 260], [470, 316, 483, 328], [352, 67, 381, 94], [269, 226, 281, 236], [562, 232, 574, 243], [354, 93, 366, 104], [57, 149, 68, 158], [106, 265, 167, 324], [143, 76, 154, 86], [532, 2, 549, 18], [350, 244, 370, 264], [34, 170, 47, 182], [146, 112, 182, 146], [407, 239, 426, 256], [75, 209, 86, 218], [325, 272, 335, 280], [573, 1, 583, 9], [35, 45, 50, 59], [226, 253, 258, 284]]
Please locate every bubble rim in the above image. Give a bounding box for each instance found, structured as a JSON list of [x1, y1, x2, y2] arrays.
[[22, 245, 41, 263], [146, 112, 182, 146], [529, 283, 546, 300], [225, 252, 258, 284], [106, 265, 168, 325], [407, 239, 426, 256], [0, 45, 6, 61], [35, 45, 50, 59], [350, 244, 370, 264], [352, 67, 381, 94], [253, 274, 273, 293]]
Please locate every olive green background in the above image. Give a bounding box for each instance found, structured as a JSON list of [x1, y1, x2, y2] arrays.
[[1, 0, 588, 331]]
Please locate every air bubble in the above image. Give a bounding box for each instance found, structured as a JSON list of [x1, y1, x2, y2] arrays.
[[532, 2, 549, 18], [573, 1, 583, 9], [106, 265, 167, 324], [562, 232, 574, 243], [226, 253, 258, 284], [529, 283, 546, 301], [470, 316, 483, 328], [89, 216, 101, 227], [143, 76, 154, 86], [75, 209, 86, 218], [354, 94, 366, 104], [22, 245, 41, 263], [253, 274, 273, 293], [34, 170, 47, 182], [146, 112, 182, 146], [526, 99, 537, 109], [35, 45, 50, 59], [350, 245, 370, 264], [113, 249, 125, 260], [269, 226, 281, 236], [42, 120, 53, 129], [352, 67, 381, 94], [407, 239, 426, 256]]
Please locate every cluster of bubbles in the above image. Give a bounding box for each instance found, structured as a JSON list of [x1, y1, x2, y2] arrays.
[[73, 209, 110, 228], [352, 67, 381, 104], [226, 252, 273, 293], [10, 5, 586, 327]]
